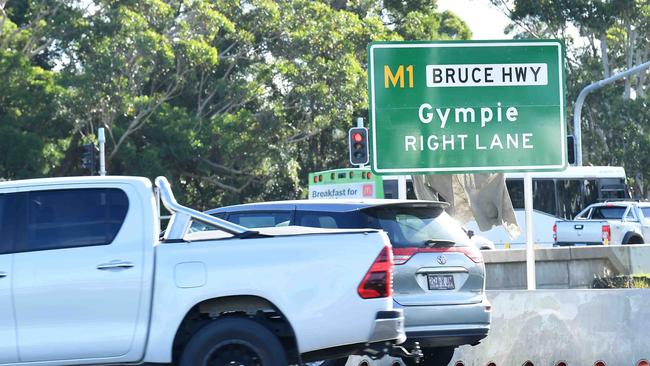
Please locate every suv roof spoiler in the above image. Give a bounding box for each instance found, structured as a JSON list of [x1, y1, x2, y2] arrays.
[[359, 200, 450, 210]]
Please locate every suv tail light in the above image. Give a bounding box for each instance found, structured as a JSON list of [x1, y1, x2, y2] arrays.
[[358, 246, 393, 299], [393, 245, 484, 265], [553, 224, 557, 242], [602, 225, 611, 245]]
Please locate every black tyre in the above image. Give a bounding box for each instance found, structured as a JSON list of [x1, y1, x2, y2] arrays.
[[322, 359, 349, 366], [179, 317, 288, 366], [625, 235, 644, 244], [403, 346, 456, 366], [306, 359, 348, 366]]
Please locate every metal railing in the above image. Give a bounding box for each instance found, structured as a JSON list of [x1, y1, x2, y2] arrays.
[[155, 176, 251, 241]]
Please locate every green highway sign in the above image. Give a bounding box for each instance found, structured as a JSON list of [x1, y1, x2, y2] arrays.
[[367, 40, 566, 174]]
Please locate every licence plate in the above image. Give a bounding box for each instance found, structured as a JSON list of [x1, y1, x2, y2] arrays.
[[427, 274, 455, 290]]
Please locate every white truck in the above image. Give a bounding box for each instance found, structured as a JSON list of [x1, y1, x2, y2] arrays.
[[554, 201, 650, 246], [0, 175, 406, 366]]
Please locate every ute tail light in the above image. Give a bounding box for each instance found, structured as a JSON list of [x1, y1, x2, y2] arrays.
[[358, 246, 393, 299], [553, 224, 557, 242], [483, 298, 492, 312], [392, 245, 484, 266], [602, 225, 611, 245]]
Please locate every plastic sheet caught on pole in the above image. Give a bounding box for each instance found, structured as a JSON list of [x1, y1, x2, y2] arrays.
[[412, 173, 521, 239]]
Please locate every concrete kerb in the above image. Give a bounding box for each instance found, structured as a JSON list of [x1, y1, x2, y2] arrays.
[[568, 246, 628, 273]]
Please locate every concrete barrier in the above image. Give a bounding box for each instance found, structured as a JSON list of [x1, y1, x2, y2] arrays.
[[453, 289, 650, 365], [341, 289, 649, 365], [483, 245, 650, 289]]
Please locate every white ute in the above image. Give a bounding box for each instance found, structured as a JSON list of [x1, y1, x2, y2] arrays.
[[555, 201, 650, 246], [0, 176, 405, 366]]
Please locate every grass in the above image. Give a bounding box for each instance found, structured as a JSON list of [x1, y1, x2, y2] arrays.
[[592, 274, 650, 289]]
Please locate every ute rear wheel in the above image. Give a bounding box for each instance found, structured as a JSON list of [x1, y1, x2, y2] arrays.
[[402, 347, 456, 366], [625, 235, 644, 244], [306, 359, 348, 366], [179, 317, 287, 366]]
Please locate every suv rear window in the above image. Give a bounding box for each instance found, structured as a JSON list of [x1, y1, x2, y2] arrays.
[[295, 211, 364, 229], [361, 204, 468, 248], [228, 211, 292, 228]]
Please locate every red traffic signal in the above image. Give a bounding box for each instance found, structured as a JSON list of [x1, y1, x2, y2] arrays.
[[349, 127, 369, 165]]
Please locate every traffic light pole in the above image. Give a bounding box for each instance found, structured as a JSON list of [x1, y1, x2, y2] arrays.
[[98, 128, 106, 176]]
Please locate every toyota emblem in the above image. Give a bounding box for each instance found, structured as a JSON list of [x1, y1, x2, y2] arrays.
[[437, 255, 447, 265]]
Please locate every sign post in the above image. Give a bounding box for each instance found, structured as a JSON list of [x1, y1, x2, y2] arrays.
[[368, 40, 567, 289], [524, 173, 535, 289]]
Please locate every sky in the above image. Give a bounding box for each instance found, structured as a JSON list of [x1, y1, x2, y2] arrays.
[[436, 0, 512, 40]]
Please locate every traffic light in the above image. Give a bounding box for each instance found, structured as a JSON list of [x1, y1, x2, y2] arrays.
[[349, 127, 369, 166], [567, 135, 576, 165], [82, 143, 96, 175]]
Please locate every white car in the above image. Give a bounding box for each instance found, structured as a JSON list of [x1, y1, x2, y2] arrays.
[[555, 201, 650, 246], [0, 176, 404, 366], [466, 229, 496, 250]]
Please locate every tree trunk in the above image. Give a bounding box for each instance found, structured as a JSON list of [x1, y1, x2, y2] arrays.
[[599, 32, 610, 78], [623, 22, 636, 100], [635, 43, 649, 99]]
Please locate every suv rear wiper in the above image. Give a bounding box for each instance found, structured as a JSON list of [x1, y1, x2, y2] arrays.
[[424, 239, 455, 247]]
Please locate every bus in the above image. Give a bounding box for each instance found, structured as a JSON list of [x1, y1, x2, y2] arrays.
[[308, 166, 628, 247], [308, 167, 417, 200], [308, 168, 384, 200]]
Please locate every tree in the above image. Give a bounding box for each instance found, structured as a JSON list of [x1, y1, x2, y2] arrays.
[[63, 0, 228, 165], [490, 0, 650, 196], [0, 0, 79, 179], [0, 0, 472, 207]]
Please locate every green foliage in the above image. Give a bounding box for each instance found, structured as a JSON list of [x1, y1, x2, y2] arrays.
[[0, 50, 70, 178], [494, 0, 650, 197], [0, 0, 470, 207], [396, 9, 471, 40], [593, 273, 650, 289]]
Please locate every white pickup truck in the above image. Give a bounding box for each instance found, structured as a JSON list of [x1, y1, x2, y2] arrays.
[[0, 175, 405, 366], [554, 201, 650, 246]]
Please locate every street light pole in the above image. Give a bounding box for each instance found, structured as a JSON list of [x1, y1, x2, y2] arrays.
[[574, 60, 650, 166]]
